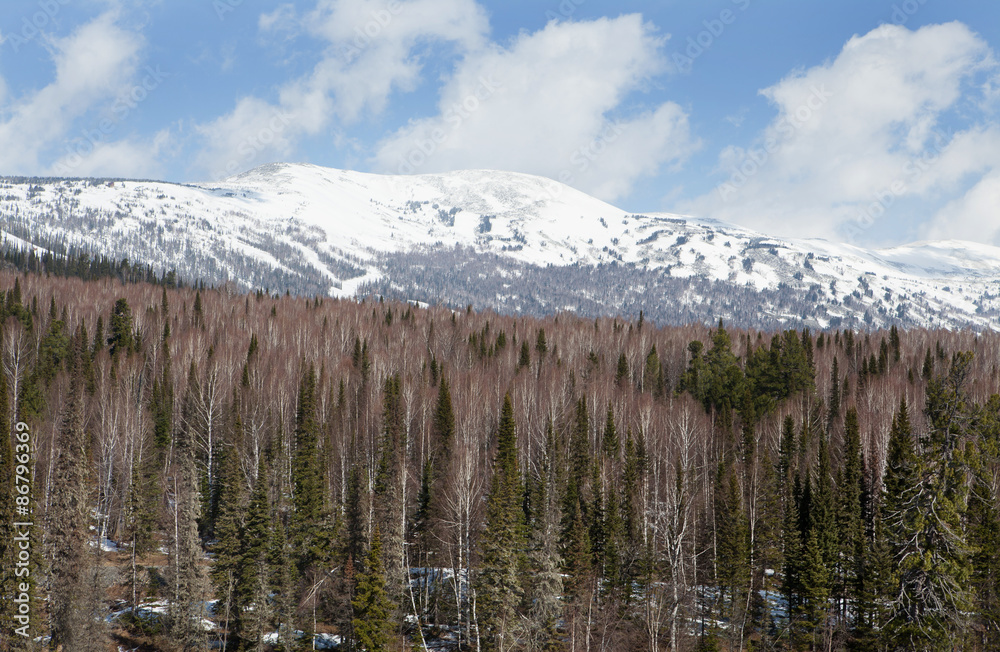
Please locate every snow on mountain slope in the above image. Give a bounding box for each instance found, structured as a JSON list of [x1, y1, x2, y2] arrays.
[[1, 163, 998, 330]]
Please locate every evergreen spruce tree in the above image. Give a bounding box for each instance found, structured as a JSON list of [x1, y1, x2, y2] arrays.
[[644, 344, 663, 396], [602, 404, 619, 458], [827, 356, 841, 431], [292, 364, 328, 573], [799, 528, 831, 648], [714, 462, 749, 627], [210, 440, 245, 647], [108, 297, 134, 356], [353, 527, 395, 652], [615, 352, 629, 386], [374, 373, 405, 604], [835, 407, 864, 625], [477, 393, 526, 651], [240, 460, 273, 652], [782, 473, 804, 639]]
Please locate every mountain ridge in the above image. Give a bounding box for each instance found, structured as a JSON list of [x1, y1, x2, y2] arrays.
[[1, 162, 998, 330]]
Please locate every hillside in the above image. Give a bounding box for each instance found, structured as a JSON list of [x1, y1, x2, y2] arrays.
[[1, 163, 999, 330], [2, 271, 1000, 650]]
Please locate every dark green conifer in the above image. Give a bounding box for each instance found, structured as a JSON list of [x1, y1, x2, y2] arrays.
[[353, 527, 395, 652], [477, 394, 526, 651]]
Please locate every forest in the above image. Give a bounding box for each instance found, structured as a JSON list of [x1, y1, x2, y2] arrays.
[[0, 269, 999, 652]]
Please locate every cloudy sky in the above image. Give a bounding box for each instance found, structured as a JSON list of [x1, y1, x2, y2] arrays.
[[1, 0, 998, 247]]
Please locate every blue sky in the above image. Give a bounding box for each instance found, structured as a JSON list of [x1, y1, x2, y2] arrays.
[[1, 0, 999, 247]]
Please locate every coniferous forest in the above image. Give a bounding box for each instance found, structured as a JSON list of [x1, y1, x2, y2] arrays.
[[1, 270, 1000, 652]]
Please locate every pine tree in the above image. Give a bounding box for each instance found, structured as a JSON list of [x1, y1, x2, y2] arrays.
[[477, 393, 526, 651], [353, 527, 395, 652]]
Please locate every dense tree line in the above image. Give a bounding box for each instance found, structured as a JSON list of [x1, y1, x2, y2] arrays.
[[0, 270, 998, 651]]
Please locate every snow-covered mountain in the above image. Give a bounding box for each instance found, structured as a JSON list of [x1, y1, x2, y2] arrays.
[[2, 162, 998, 330]]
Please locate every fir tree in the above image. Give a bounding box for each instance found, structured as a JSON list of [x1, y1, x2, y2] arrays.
[[615, 352, 629, 386], [108, 297, 134, 356], [518, 341, 531, 369], [799, 528, 831, 647], [602, 404, 619, 458], [353, 527, 395, 652], [477, 393, 526, 651], [644, 344, 663, 396], [292, 364, 328, 573], [535, 328, 548, 355], [827, 356, 841, 432], [835, 407, 864, 627], [714, 462, 749, 624], [240, 460, 273, 652], [210, 441, 245, 646]]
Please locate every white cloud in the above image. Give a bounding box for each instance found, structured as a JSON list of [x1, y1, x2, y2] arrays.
[[49, 129, 172, 179], [194, 0, 489, 179], [685, 22, 999, 244], [372, 15, 698, 202], [925, 169, 1000, 244], [0, 12, 143, 175]]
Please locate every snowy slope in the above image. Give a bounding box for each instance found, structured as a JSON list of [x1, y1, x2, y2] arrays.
[[1, 163, 998, 330]]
